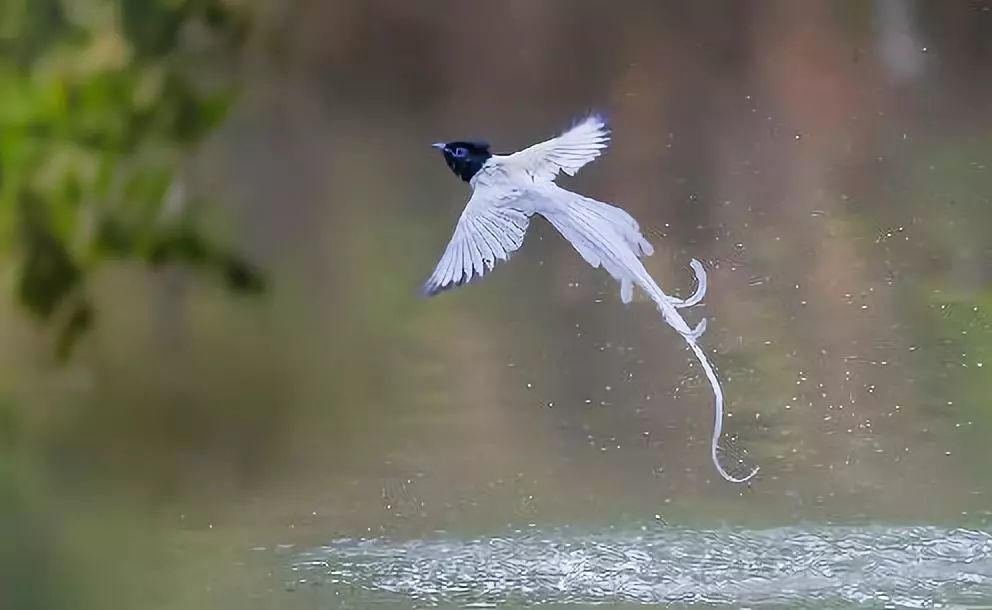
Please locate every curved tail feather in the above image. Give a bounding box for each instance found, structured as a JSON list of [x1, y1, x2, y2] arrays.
[[540, 192, 759, 483]]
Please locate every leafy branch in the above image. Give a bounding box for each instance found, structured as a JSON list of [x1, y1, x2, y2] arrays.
[[0, 0, 263, 358]]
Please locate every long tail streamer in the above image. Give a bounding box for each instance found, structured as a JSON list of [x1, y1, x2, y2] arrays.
[[639, 259, 760, 483], [542, 194, 760, 483]]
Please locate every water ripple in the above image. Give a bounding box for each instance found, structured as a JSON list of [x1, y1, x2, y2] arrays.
[[293, 525, 992, 607]]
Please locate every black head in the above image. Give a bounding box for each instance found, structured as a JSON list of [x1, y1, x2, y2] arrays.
[[431, 140, 492, 182]]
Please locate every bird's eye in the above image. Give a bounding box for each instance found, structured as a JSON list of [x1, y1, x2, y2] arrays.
[[453, 147, 468, 158]]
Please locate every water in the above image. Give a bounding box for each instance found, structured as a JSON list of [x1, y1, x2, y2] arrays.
[[293, 525, 992, 608], [2, 2, 992, 609]]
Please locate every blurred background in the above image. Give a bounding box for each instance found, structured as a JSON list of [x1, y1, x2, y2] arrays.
[[2, 1, 992, 608]]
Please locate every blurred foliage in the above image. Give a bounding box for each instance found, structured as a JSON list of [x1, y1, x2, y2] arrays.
[[0, 0, 262, 359]]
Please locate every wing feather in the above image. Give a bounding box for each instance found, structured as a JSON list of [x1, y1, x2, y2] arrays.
[[505, 114, 610, 181], [466, 231, 484, 280], [423, 194, 531, 296], [475, 216, 506, 259]]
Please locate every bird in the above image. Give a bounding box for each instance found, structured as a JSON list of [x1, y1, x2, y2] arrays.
[[424, 114, 759, 484]]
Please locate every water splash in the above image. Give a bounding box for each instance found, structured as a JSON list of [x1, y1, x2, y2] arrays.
[[294, 525, 992, 607]]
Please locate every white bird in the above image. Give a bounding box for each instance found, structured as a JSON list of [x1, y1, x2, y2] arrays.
[[425, 115, 759, 483]]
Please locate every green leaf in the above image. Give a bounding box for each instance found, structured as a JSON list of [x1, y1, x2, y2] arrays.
[[16, 192, 82, 320], [120, 0, 184, 58]]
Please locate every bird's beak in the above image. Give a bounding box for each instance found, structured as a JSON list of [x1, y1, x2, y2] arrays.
[[431, 142, 446, 151]]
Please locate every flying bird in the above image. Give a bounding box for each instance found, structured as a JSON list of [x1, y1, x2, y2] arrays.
[[424, 115, 759, 483]]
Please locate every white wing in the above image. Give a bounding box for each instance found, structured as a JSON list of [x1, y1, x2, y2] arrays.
[[504, 114, 610, 182], [422, 190, 531, 296]]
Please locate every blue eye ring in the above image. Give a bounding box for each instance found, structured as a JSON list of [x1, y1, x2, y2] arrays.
[[453, 147, 468, 158]]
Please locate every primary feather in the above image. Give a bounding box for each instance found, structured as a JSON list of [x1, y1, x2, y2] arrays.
[[422, 196, 530, 295], [505, 114, 611, 180]]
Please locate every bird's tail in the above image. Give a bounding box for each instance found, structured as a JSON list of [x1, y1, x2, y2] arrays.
[[540, 194, 656, 306], [540, 193, 759, 483]]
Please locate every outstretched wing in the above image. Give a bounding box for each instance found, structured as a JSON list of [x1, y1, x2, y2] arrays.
[[505, 114, 610, 182], [422, 191, 531, 296]]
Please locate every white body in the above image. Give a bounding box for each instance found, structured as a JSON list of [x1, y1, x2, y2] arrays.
[[425, 116, 758, 483]]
